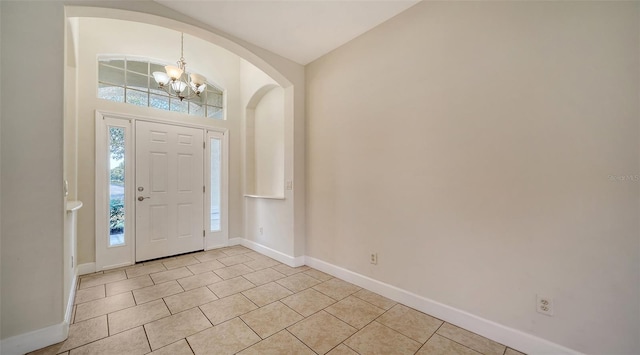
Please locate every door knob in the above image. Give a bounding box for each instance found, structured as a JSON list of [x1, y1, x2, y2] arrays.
[[137, 196, 151, 201]]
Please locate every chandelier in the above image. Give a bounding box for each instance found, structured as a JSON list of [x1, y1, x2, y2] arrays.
[[152, 33, 207, 102]]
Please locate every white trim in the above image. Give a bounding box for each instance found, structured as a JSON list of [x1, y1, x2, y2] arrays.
[[78, 262, 96, 276], [304, 256, 583, 355], [228, 237, 243, 246], [97, 110, 229, 133], [95, 113, 135, 270], [243, 194, 285, 200], [0, 320, 69, 355], [204, 130, 230, 250], [239, 238, 304, 267], [64, 275, 78, 325]]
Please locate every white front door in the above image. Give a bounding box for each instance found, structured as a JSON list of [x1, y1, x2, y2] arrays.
[[135, 121, 205, 262]]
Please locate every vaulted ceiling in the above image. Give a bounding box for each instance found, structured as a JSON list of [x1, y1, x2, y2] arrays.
[[154, 0, 420, 65]]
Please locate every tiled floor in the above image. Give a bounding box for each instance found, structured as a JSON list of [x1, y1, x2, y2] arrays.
[[30, 246, 526, 355]]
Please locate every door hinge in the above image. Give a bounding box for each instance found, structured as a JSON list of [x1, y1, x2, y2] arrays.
[[203, 185, 205, 193], [203, 230, 205, 237], [203, 141, 205, 149]]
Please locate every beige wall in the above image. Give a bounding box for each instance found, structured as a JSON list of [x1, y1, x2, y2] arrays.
[[1, 1, 65, 338], [1, 0, 305, 345], [254, 87, 285, 196], [306, 2, 639, 353], [240, 59, 296, 256]]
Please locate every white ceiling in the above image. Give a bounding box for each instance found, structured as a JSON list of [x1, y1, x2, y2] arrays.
[[154, 0, 420, 65]]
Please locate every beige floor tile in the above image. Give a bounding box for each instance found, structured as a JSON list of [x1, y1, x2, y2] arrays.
[[288, 311, 357, 354], [105, 275, 154, 296], [313, 278, 361, 300], [103, 264, 140, 274], [71, 305, 76, 324], [325, 295, 385, 329], [377, 304, 443, 343], [144, 257, 175, 266], [194, 250, 227, 262], [79, 270, 126, 289], [221, 246, 252, 256], [144, 308, 212, 350], [125, 263, 166, 278], [505, 348, 526, 355], [200, 293, 259, 325], [69, 326, 150, 355], [276, 273, 322, 293], [177, 271, 223, 290], [59, 315, 108, 352], [272, 264, 310, 276], [214, 264, 255, 279], [244, 257, 281, 270], [281, 288, 336, 317], [417, 334, 481, 355], [187, 317, 261, 355], [164, 286, 218, 314], [352, 289, 396, 310], [150, 267, 193, 284], [437, 323, 506, 355], [241, 301, 304, 338], [108, 299, 170, 335], [242, 282, 293, 307], [243, 268, 285, 286], [327, 344, 359, 355], [148, 339, 194, 355], [133, 280, 184, 304], [74, 292, 135, 322], [242, 251, 272, 260], [304, 269, 333, 281], [187, 259, 225, 274], [218, 254, 254, 266], [74, 285, 105, 305], [345, 321, 421, 355], [208, 276, 256, 298], [163, 255, 199, 269], [26, 342, 65, 355], [238, 329, 315, 355]]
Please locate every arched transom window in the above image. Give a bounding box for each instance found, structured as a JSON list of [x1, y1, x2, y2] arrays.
[[97, 57, 224, 119]]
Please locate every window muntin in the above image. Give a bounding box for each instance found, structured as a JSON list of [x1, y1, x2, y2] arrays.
[[98, 57, 224, 119]]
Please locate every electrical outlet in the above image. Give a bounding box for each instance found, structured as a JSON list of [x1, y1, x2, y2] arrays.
[[259, 227, 263, 235], [370, 253, 378, 265], [536, 295, 554, 316]]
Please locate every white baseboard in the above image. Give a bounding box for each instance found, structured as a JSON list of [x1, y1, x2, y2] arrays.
[[0, 321, 69, 355], [77, 262, 96, 276], [304, 256, 582, 355], [65, 274, 78, 325], [238, 238, 305, 267], [0, 275, 78, 355], [228, 237, 243, 246]]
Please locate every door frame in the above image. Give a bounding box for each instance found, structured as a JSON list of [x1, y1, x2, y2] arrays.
[[205, 130, 229, 249], [95, 110, 229, 271]]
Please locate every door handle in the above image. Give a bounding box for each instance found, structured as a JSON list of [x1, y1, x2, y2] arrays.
[[137, 196, 151, 201]]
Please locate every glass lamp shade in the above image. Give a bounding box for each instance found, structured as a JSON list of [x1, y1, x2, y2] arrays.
[[171, 81, 187, 94], [152, 71, 170, 86], [190, 73, 207, 86], [165, 65, 184, 80], [190, 82, 207, 94]]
